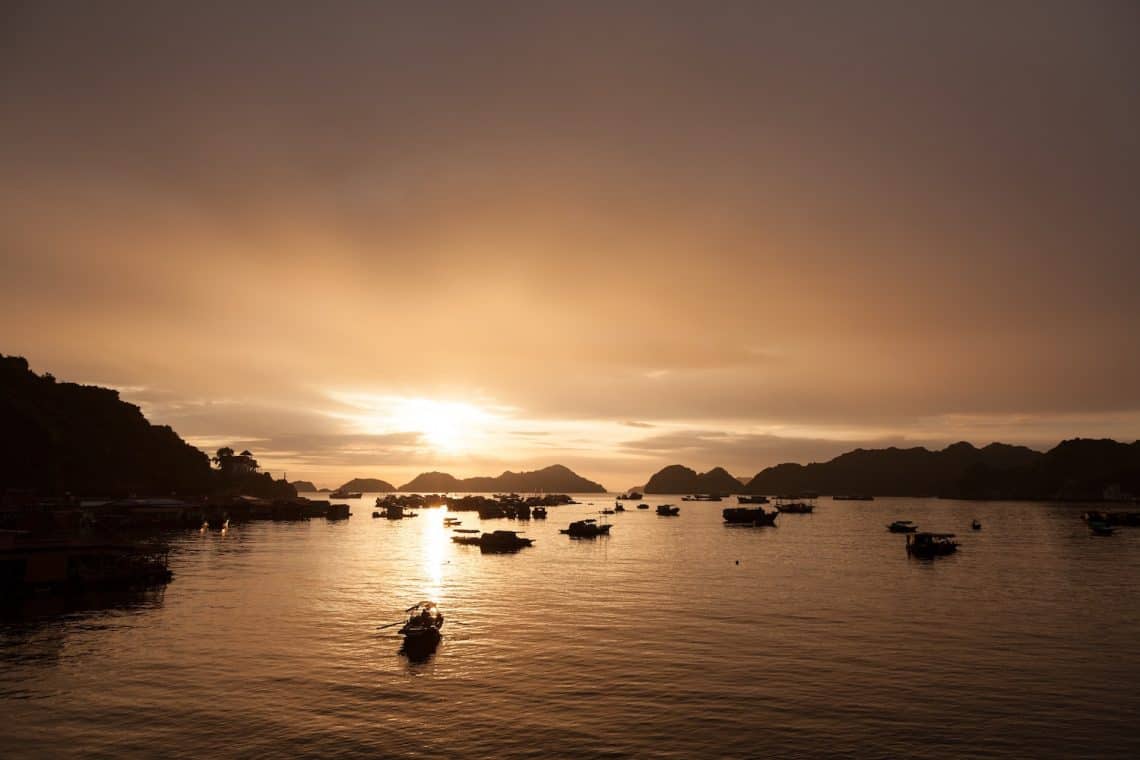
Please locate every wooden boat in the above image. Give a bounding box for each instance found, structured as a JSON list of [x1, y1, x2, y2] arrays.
[[1089, 521, 1115, 536], [971, 519, 982, 530], [382, 504, 417, 520], [532, 507, 547, 518], [329, 490, 363, 499], [906, 532, 959, 558], [399, 601, 444, 645], [888, 520, 917, 533], [636, 504, 650, 509], [617, 492, 643, 501], [656, 505, 680, 516], [560, 519, 611, 538], [722, 507, 777, 526], [737, 495, 769, 504], [443, 517, 462, 526], [451, 530, 534, 552], [776, 501, 815, 514]]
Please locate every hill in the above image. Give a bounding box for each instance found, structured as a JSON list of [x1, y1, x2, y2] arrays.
[[289, 480, 319, 492], [336, 477, 395, 492], [399, 464, 605, 493], [742, 440, 1140, 500], [0, 354, 295, 499], [644, 465, 744, 494]]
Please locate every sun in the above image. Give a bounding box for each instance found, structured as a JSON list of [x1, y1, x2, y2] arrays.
[[388, 398, 491, 454]]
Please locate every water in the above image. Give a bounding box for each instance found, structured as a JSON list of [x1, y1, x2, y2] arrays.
[[2, 496, 1138, 758]]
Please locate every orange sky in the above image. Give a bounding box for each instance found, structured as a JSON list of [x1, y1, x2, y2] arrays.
[[2, 2, 1138, 489]]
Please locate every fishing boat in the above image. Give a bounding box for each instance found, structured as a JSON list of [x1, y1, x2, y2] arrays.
[[617, 491, 643, 501], [775, 495, 816, 513], [560, 519, 611, 538], [971, 519, 982, 530], [614, 503, 626, 512], [443, 517, 462, 526], [777, 502, 814, 514], [737, 495, 769, 504], [656, 505, 680, 516], [722, 507, 778, 526], [532, 506, 548, 519], [329, 490, 362, 499], [888, 520, 918, 533], [451, 530, 534, 552], [906, 532, 959, 558], [636, 504, 650, 510], [1088, 520, 1115, 536], [398, 601, 444, 647], [382, 504, 417, 520]]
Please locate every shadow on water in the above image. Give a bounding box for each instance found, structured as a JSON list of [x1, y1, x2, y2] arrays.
[[0, 588, 167, 670], [0, 586, 167, 625], [399, 636, 440, 665]]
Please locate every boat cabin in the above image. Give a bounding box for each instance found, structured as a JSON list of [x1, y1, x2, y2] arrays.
[[906, 532, 959, 556]]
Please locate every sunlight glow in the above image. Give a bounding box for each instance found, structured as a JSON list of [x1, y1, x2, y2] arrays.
[[389, 398, 491, 454], [329, 392, 500, 454]]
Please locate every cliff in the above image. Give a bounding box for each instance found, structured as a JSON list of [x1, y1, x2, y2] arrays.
[[644, 465, 744, 494]]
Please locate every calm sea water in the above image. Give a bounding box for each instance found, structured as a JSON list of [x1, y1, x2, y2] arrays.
[[2, 495, 1138, 758]]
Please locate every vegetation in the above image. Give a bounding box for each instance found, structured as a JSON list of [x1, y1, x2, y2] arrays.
[[0, 355, 294, 499], [336, 477, 395, 492]]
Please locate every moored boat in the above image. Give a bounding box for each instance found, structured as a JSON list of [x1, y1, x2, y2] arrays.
[[560, 519, 611, 538], [617, 491, 643, 501], [1088, 521, 1115, 536], [776, 501, 815, 514], [906, 532, 959, 558], [329, 490, 363, 499], [722, 507, 778, 526], [888, 520, 918, 533], [482, 530, 535, 552], [737, 495, 770, 504], [656, 505, 680, 516]]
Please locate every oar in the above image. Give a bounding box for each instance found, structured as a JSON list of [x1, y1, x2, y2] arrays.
[[376, 621, 404, 629]]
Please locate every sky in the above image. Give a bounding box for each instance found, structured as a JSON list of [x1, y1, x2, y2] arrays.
[[2, 1, 1138, 490]]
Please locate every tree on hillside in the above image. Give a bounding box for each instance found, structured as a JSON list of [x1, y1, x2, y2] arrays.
[[213, 447, 259, 476]]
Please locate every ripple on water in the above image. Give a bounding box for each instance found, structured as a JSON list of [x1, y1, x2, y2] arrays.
[[1, 498, 1139, 758]]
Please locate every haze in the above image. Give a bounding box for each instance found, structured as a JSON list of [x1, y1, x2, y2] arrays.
[[3, 1, 1138, 488]]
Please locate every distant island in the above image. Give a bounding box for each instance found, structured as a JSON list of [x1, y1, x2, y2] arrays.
[[335, 477, 395, 493], [735, 440, 1140, 501], [399, 464, 605, 493], [289, 480, 319, 492], [644, 465, 743, 494], [1, 354, 294, 499]]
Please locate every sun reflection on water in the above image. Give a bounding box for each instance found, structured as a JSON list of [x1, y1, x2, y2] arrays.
[[421, 506, 450, 602]]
